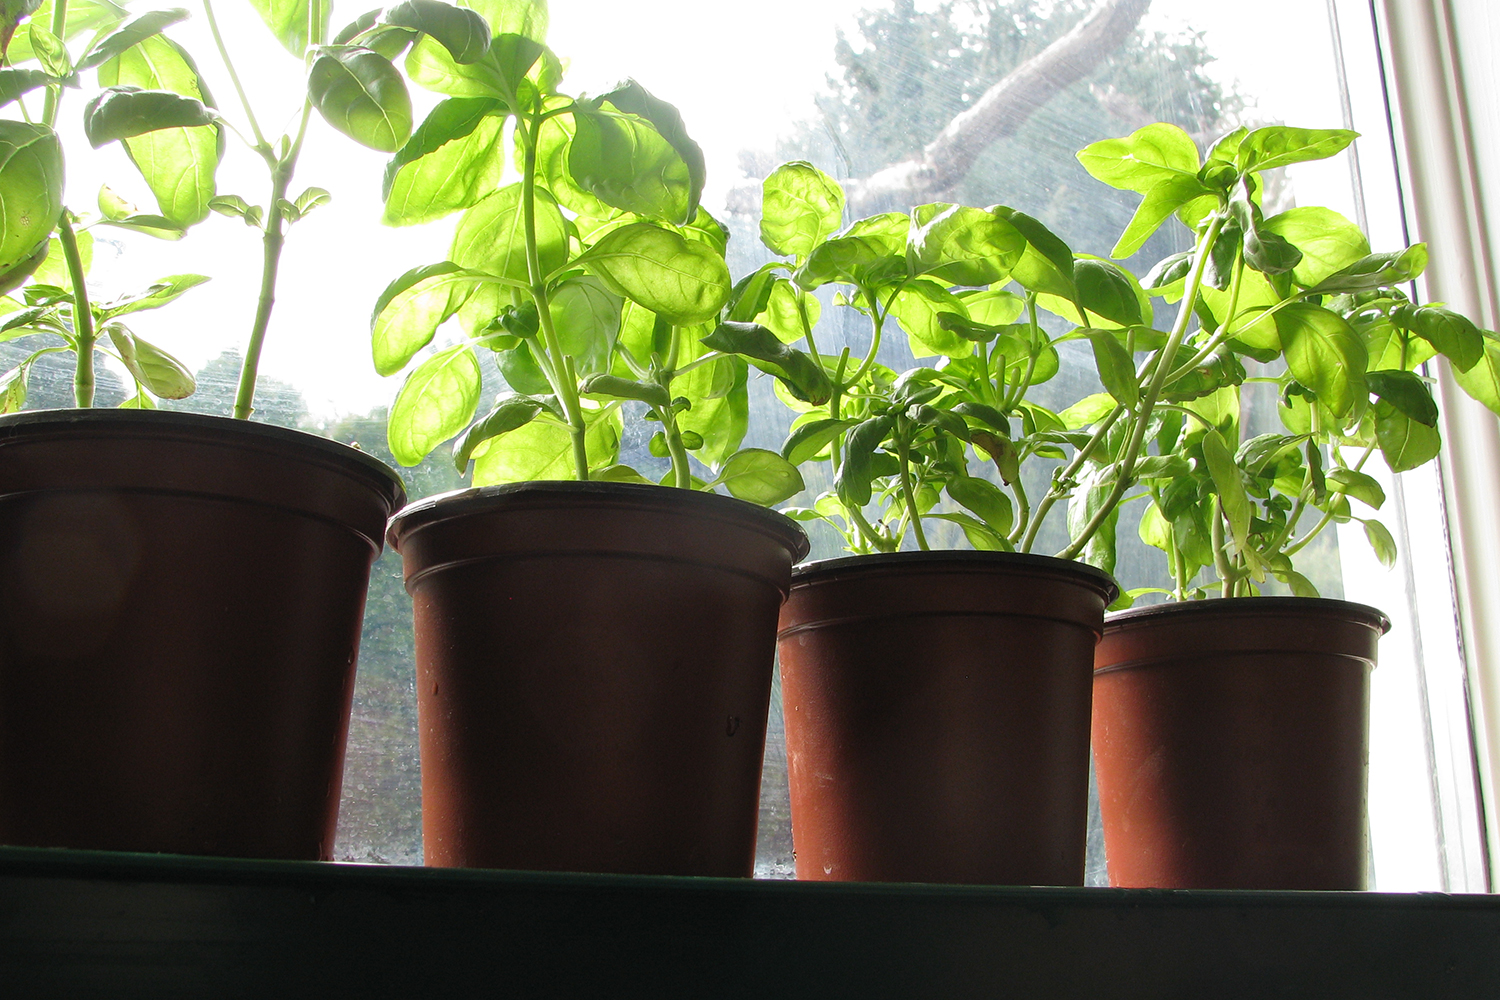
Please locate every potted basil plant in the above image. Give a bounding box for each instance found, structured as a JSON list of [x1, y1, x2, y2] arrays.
[[0, 0, 420, 861], [356, 0, 817, 876], [1071, 121, 1500, 889], [714, 160, 1119, 886]]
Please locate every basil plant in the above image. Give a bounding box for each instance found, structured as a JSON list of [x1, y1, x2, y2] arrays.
[[363, 0, 813, 503], [0, 0, 479, 418], [1071, 122, 1500, 600], [717, 160, 1135, 558], [0, 0, 214, 411]]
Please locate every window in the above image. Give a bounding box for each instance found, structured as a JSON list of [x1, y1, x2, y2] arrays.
[[7, 0, 1493, 889]]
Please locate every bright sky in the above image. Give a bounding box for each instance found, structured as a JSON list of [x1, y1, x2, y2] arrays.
[[59, 0, 1377, 417]]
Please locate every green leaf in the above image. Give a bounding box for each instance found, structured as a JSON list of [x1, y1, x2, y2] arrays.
[[0, 121, 63, 276], [97, 213, 187, 239], [100, 273, 208, 319], [1452, 336, 1500, 417], [782, 417, 853, 466], [1274, 302, 1368, 418], [907, 203, 1024, 285], [0, 67, 52, 107], [1361, 518, 1398, 568], [1236, 126, 1357, 173], [1374, 399, 1441, 473], [578, 222, 730, 326], [77, 7, 187, 70], [592, 80, 705, 224], [27, 21, 68, 76], [1040, 257, 1146, 328], [0, 241, 48, 296], [105, 325, 194, 398], [452, 392, 547, 470], [451, 182, 566, 282], [713, 448, 804, 506], [1087, 331, 1139, 408], [1066, 471, 1119, 577], [1112, 173, 1212, 259], [794, 212, 909, 290], [992, 207, 1074, 298], [1077, 122, 1200, 194], [472, 406, 621, 485], [380, 0, 490, 63], [0, 360, 29, 413], [754, 278, 819, 345], [760, 160, 844, 261], [1327, 468, 1386, 510], [384, 98, 505, 225], [1362, 317, 1437, 371], [1202, 427, 1252, 558], [1059, 392, 1118, 430], [6, 0, 125, 65], [946, 474, 1013, 536], [309, 46, 412, 152], [1409, 306, 1484, 372], [1262, 207, 1370, 288], [248, 0, 330, 56], [462, 0, 546, 40], [889, 279, 972, 358], [701, 321, 832, 405], [1366, 369, 1438, 427], [387, 343, 482, 465], [370, 261, 490, 375], [676, 354, 749, 466], [835, 414, 893, 508], [98, 35, 222, 228], [1308, 245, 1427, 294], [549, 275, 621, 376], [568, 102, 694, 225], [83, 86, 215, 147]]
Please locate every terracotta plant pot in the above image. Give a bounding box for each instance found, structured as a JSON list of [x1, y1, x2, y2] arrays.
[[1091, 597, 1390, 890], [387, 481, 809, 875], [776, 552, 1117, 885], [0, 409, 405, 859]]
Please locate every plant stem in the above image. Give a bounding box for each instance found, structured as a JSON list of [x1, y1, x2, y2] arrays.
[[1058, 213, 1228, 560], [203, 0, 269, 151], [519, 117, 588, 479], [58, 216, 95, 406], [1021, 403, 1125, 553], [1008, 475, 1031, 547], [232, 155, 294, 419], [896, 427, 928, 551], [1211, 496, 1235, 597]]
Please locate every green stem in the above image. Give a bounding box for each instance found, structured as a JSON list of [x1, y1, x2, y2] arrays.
[[1021, 403, 1125, 553], [519, 117, 588, 479], [232, 156, 294, 419], [203, 0, 269, 151], [895, 427, 928, 551], [40, 0, 67, 127], [1001, 293, 1042, 412], [1058, 213, 1228, 560], [58, 216, 95, 407], [1007, 475, 1031, 547], [1211, 496, 1235, 598]]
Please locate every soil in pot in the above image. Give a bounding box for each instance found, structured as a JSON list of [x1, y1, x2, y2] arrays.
[[0, 409, 406, 860], [1091, 597, 1390, 890], [387, 481, 809, 876], [776, 551, 1118, 885]]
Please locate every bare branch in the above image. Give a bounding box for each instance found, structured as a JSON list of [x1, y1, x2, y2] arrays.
[[837, 0, 1152, 214]]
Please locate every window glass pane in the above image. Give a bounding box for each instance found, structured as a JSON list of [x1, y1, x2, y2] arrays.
[[5, 0, 1475, 886]]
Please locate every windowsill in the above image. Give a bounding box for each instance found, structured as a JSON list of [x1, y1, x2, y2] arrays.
[[2, 845, 1498, 996]]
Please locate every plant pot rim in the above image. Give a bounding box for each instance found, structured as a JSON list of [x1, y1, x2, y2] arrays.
[[1105, 595, 1391, 635], [0, 407, 405, 504], [387, 480, 810, 560], [790, 550, 1119, 603]]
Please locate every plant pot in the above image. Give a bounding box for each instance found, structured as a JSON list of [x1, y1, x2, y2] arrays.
[[776, 551, 1118, 885], [1091, 597, 1390, 890], [0, 409, 405, 859], [387, 481, 809, 875]]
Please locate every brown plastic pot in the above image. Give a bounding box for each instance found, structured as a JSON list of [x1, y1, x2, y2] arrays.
[[777, 552, 1118, 885], [1091, 597, 1390, 890], [0, 409, 405, 859], [387, 481, 809, 875]]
